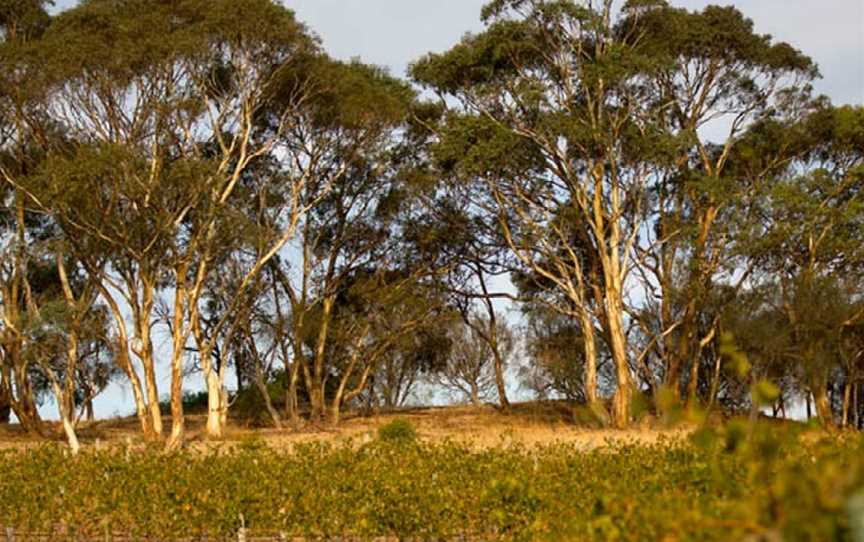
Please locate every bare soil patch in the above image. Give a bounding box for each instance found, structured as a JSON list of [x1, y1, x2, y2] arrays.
[[0, 401, 692, 452]]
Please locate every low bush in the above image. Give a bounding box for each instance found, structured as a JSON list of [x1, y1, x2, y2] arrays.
[[377, 418, 417, 443], [0, 423, 859, 540], [158, 390, 210, 416]]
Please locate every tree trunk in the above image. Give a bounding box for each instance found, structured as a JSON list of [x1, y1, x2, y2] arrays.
[[271, 274, 299, 427], [168, 282, 190, 448], [309, 298, 334, 422], [328, 400, 342, 425], [470, 383, 481, 407], [254, 364, 282, 429], [10, 360, 43, 436], [491, 348, 509, 410], [706, 350, 723, 415], [126, 368, 153, 438], [97, 284, 155, 439], [9, 398, 41, 435], [62, 325, 81, 454], [331, 342, 377, 426], [167, 367, 186, 447], [125, 356, 154, 439], [599, 176, 633, 429], [842, 378, 852, 429], [136, 282, 163, 438], [665, 316, 691, 397], [687, 321, 718, 410], [60, 414, 81, 455], [477, 273, 509, 410], [309, 382, 325, 422], [811, 377, 834, 429], [219, 386, 229, 434], [329, 368, 352, 424], [235, 355, 245, 393], [47, 377, 80, 456], [581, 308, 599, 406], [285, 363, 300, 428], [665, 296, 698, 400], [0, 379, 11, 424], [686, 357, 701, 407], [204, 370, 223, 439], [607, 297, 632, 429], [143, 361, 163, 437], [666, 204, 718, 405]]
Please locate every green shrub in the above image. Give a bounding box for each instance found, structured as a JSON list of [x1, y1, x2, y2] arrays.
[[377, 418, 417, 443], [231, 383, 285, 427], [158, 390, 209, 415]]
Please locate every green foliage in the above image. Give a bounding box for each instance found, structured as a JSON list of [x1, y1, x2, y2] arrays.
[[0, 0, 50, 42], [0, 429, 859, 540], [751, 380, 781, 407], [158, 390, 208, 416], [230, 382, 286, 428], [377, 418, 417, 443], [411, 20, 540, 93], [40, 0, 313, 84], [720, 332, 751, 379]]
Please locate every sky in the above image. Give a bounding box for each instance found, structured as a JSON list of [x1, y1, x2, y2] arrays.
[[41, 0, 864, 420], [285, 0, 863, 106]]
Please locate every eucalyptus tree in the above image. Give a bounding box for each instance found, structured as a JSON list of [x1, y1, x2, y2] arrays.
[[0, 0, 53, 432], [264, 59, 433, 422], [412, 0, 822, 424], [742, 105, 864, 427], [407, 151, 521, 410], [0, 0, 50, 42], [188, 250, 289, 429], [838, 320, 864, 429], [326, 270, 448, 422], [16, 247, 115, 453], [30, 145, 171, 440], [163, 1, 325, 444], [19, 0, 218, 440], [376, 100, 515, 410], [413, 0, 678, 426], [374, 323, 452, 409], [21, 0, 327, 445], [620, 1, 816, 403]]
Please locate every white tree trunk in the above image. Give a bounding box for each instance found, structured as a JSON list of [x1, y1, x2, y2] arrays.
[[205, 369, 225, 438], [47, 378, 80, 455], [607, 294, 632, 429], [581, 308, 599, 405], [60, 414, 81, 456]]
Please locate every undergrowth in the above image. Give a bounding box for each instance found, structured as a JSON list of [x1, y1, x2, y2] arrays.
[[0, 422, 859, 541]]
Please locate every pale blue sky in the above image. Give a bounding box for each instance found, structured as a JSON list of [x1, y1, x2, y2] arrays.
[[41, 0, 863, 419], [294, 0, 862, 105]]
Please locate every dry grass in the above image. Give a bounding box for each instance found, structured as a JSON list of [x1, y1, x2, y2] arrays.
[[0, 401, 693, 452]]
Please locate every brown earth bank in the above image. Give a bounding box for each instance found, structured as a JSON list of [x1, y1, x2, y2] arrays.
[[0, 401, 708, 452]]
